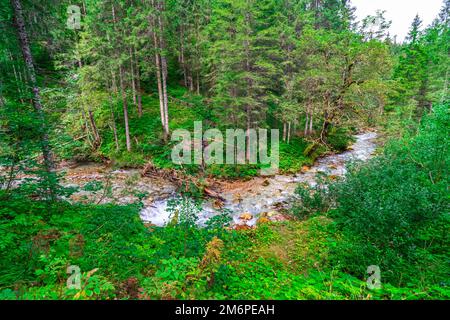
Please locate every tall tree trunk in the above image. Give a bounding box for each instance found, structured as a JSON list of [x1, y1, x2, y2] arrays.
[[196, 71, 200, 95], [119, 65, 132, 152], [320, 115, 331, 144], [150, 0, 168, 141], [287, 122, 291, 144], [87, 108, 101, 147], [246, 106, 251, 161], [188, 73, 194, 92], [108, 93, 120, 151], [243, 12, 252, 162], [108, 46, 118, 94], [134, 47, 143, 117], [111, 4, 131, 152], [180, 24, 188, 87], [195, 18, 201, 95], [11, 0, 55, 174], [129, 47, 137, 105], [304, 113, 309, 136], [78, 57, 101, 148], [80, 108, 94, 148], [157, 0, 169, 139]]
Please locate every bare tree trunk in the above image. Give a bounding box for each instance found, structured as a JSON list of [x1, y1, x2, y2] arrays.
[[246, 106, 251, 161], [111, 4, 131, 152], [195, 18, 201, 95], [78, 56, 101, 148], [320, 115, 331, 144], [244, 14, 252, 162], [180, 25, 188, 87], [119, 65, 132, 152], [287, 122, 291, 144], [196, 71, 200, 95], [283, 122, 287, 142], [11, 0, 55, 174], [134, 47, 143, 117], [188, 73, 194, 92], [157, 0, 169, 138], [108, 93, 120, 151], [129, 47, 137, 105], [150, 0, 168, 142], [309, 113, 313, 134], [87, 108, 101, 147], [304, 113, 309, 136], [80, 108, 93, 148]]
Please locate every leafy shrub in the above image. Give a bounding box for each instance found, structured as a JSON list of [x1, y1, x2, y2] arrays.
[[327, 127, 355, 152], [327, 105, 449, 285]]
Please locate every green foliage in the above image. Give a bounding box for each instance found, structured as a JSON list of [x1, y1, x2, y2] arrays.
[[327, 127, 355, 152], [295, 105, 449, 288], [278, 138, 311, 173], [1, 0, 449, 302]]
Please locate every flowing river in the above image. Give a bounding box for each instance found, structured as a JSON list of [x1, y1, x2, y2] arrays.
[[139, 131, 378, 227], [5, 132, 376, 227]]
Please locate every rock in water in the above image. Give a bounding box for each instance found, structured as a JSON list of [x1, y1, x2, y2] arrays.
[[301, 165, 310, 173], [257, 217, 270, 224], [240, 213, 253, 221]]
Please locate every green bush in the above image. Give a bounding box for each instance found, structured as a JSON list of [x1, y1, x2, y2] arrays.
[[327, 127, 355, 152], [327, 105, 449, 286]]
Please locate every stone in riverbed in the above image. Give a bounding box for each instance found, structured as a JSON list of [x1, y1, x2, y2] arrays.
[[257, 217, 270, 224], [239, 213, 253, 221], [233, 193, 243, 203], [213, 199, 224, 209], [260, 211, 277, 218]]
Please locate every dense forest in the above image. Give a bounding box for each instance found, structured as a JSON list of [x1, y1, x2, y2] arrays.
[[0, 0, 448, 300]]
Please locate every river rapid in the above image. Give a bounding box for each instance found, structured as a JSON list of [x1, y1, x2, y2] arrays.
[[139, 131, 378, 227], [6, 132, 377, 227]]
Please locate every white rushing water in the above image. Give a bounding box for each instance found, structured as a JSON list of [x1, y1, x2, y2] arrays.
[[140, 132, 378, 227]]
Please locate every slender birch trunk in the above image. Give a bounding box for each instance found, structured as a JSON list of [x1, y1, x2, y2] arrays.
[[150, 0, 168, 141], [157, 0, 169, 138]]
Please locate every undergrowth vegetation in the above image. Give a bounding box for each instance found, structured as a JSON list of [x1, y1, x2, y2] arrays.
[[293, 104, 449, 295], [0, 107, 447, 301]]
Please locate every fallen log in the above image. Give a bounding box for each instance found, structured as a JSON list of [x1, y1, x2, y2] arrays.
[[141, 162, 225, 202], [204, 187, 225, 202]]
